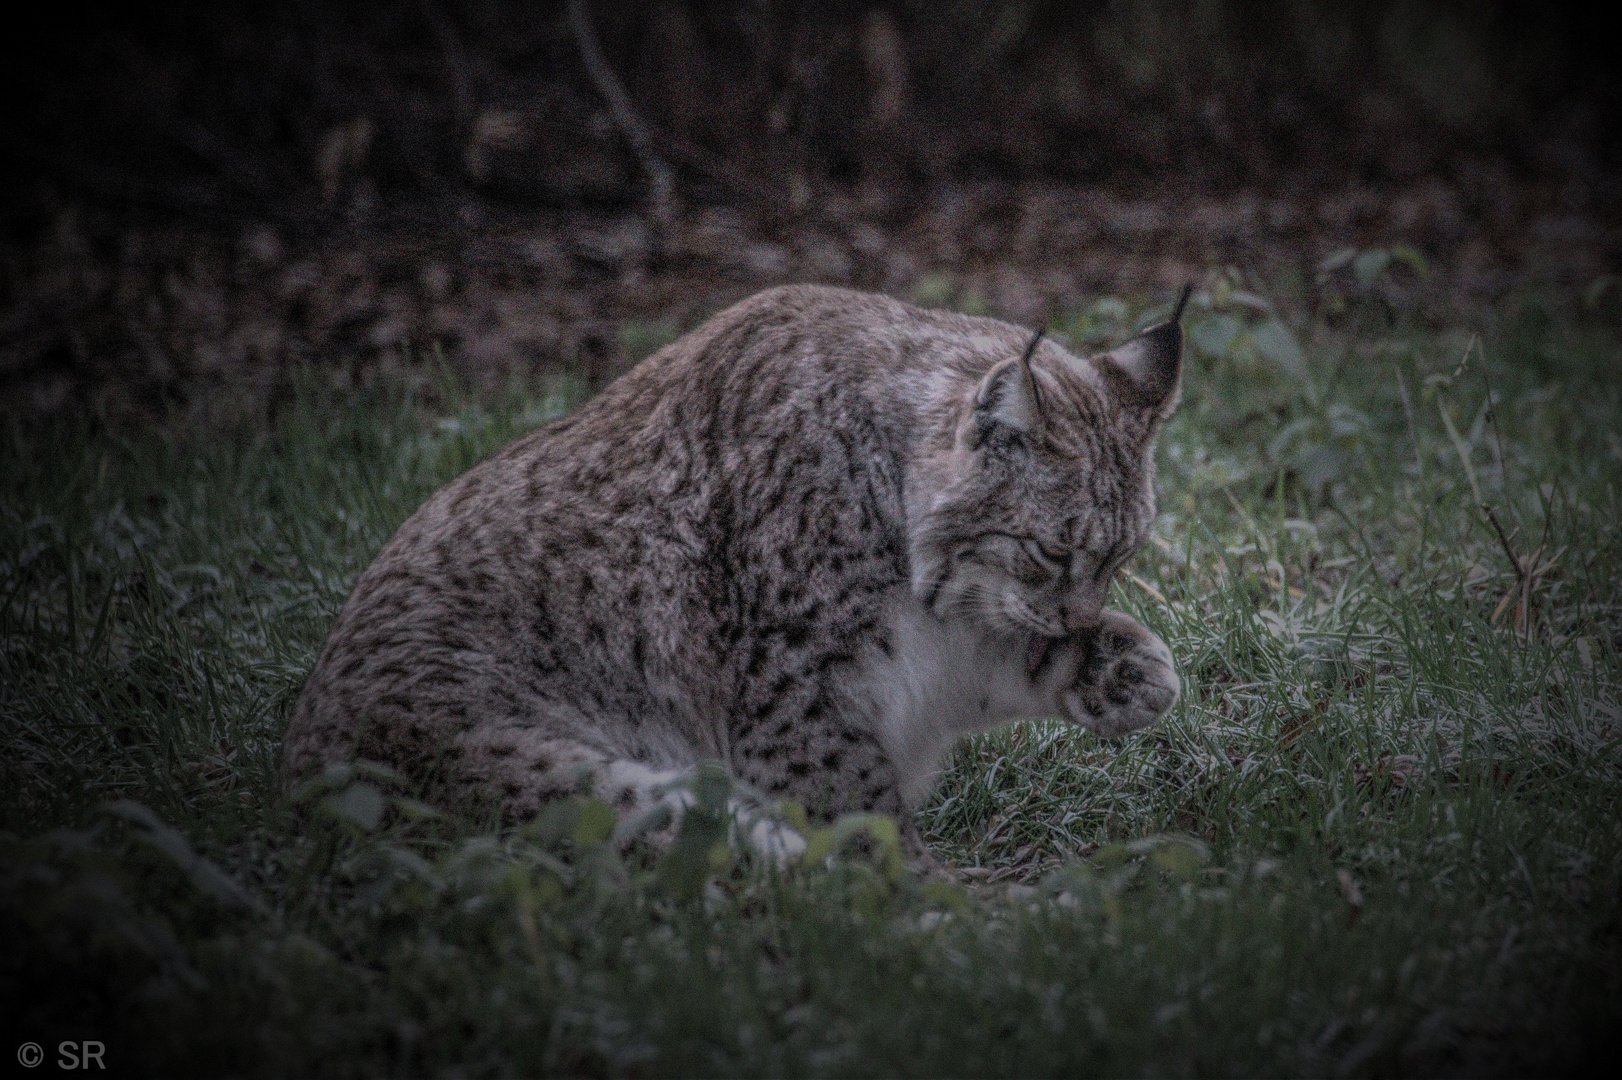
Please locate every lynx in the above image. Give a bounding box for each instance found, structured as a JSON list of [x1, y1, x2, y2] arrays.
[[282, 284, 1184, 863]]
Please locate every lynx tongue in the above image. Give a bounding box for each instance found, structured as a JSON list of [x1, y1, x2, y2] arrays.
[[1024, 634, 1053, 679]]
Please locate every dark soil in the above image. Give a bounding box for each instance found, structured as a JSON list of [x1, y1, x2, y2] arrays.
[[3, 1, 1618, 426]]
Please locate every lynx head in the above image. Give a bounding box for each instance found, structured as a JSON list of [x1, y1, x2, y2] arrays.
[[909, 295, 1186, 638]]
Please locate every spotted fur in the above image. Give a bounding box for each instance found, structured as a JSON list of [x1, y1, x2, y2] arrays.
[[282, 285, 1184, 860]]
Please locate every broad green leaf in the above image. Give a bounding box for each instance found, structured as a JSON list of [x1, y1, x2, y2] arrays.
[[1353, 248, 1392, 287], [801, 826, 840, 866], [389, 796, 444, 822], [324, 782, 386, 832], [1317, 246, 1357, 275], [571, 797, 616, 846], [101, 800, 268, 913], [1090, 297, 1129, 324], [1149, 841, 1200, 879], [1391, 243, 1429, 278], [1189, 314, 1241, 359], [1251, 319, 1307, 379], [777, 799, 809, 834], [1089, 842, 1132, 869], [921, 879, 973, 914], [799, 813, 905, 881]]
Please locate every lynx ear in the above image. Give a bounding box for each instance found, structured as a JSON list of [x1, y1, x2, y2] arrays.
[[971, 354, 1042, 445], [1094, 285, 1189, 420]]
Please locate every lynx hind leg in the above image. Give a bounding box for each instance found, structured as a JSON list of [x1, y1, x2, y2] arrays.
[[465, 733, 804, 863], [599, 759, 808, 865], [1058, 610, 1180, 737]]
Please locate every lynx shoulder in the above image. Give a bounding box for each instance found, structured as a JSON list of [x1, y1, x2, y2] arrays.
[[281, 284, 1185, 859]]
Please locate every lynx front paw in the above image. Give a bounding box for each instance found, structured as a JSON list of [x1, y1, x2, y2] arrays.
[[1060, 611, 1179, 737]]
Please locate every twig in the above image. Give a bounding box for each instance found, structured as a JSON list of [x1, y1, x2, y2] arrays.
[[1482, 499, 1526, 585], [656, 131, 787, 212], [566, 0, 678, 232], [419, 0, 475, 126], [1518, 478, 1561, 637], [1442, 336, 1543, 637], [1478, 342, 1553, 638], [1436, 365, 1522, 580], [1476, 338, 1513, 499], [1519, 544, 1542, 636]]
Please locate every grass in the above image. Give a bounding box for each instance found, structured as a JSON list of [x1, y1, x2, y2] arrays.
[[2, 284, 1620, 1076]]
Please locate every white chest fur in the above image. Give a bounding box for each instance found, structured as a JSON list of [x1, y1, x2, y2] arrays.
[[856, 590, 1058, 807]]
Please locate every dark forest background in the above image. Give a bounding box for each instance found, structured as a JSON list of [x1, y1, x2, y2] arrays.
[[3, 0, 1618, 424]]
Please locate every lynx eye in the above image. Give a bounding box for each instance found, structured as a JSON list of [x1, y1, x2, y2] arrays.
[[1021, 539, 1066, 575], [1032, 539, 1069, 564]]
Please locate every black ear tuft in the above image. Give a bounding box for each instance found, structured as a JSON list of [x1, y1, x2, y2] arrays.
[[1092, 289, 1187, 419], [1171, 282, 1193, 323], [1019, 327, 1047, 422]]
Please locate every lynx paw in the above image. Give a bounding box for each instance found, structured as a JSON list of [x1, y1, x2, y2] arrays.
[[1060, 612, 1179, 737], [604, 762, 807, 867], [743, 812, 808, 865]]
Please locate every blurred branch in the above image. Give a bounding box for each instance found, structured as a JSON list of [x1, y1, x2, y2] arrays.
[[419, 0, 474, 127], [657, 133, 785, 214], [565, 0, 677, 232], [172, 121, 270, 197]]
